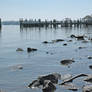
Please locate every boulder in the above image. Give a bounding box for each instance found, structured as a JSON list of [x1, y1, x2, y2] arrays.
[[38, 73, 61, 84], [60, 59, 75, 66], [16, 48, 24, 51], [27, 48, 37, 53], [52, 39, 64, 43]]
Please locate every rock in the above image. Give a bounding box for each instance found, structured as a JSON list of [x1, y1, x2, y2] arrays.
[[89, 65, 92, 69], [60, 59, 75, 66], [78, 47, 86, 49], [84, 75, 92, 83], [38, 73, 61, 84], [42, 80, 56, 92], [88, 56, 92, 59], [61, 74, 72, 81], [28, 80, 41, 88], [43, 41, 49, 44], [27, 48, 37, 53], [82, 85, 92, 92], [70, 34, 76, 38], [52, 39, 64, 43], [63, 43, 67, 46], [16, 48, 24, 51], [67, 40, 72, 42], [28, 73, 61, 89], [76, 36, 84, 40]]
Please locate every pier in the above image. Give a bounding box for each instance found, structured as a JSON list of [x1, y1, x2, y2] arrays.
[[20, 18, 92, 28]]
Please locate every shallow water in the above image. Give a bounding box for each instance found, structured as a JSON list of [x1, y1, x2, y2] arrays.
[[0, 25, 92, 92]]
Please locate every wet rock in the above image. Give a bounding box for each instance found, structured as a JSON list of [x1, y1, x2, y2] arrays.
[[61, 74, 72, 81], [60, 74, 88, 85], [43, 41, 49, 44], [88, 56, 92, 59], [82, 85, 92, 92], [28, 73, 61, 89], [27, 47, 37, 53], [89, 65, 92, 69], [52, 39, 64, 43], [42, 80, 56, 92], [78, 47, 86, 49], [76, 36, 84, 40], [28, 80, 41, 88], [84, 75, 92, 83], [38, 73, 61, 84], [16, 48, 24, 51], [63, 43, 67, 46], [70, 34, 76, 38], [60, 59, 75, 66]]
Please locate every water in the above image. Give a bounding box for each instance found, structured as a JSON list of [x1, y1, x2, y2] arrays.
[[0, 25, 92, 92]]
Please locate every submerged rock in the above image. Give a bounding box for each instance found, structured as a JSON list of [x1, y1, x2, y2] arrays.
[[27, 47, 37, 53], [16, 48, 24, 51], [42, 80, 56, 92], [82, 85, 92, 92], [82, 40, 89, 43], [52, 39, 64, 43], [60, 59, 75, 66]]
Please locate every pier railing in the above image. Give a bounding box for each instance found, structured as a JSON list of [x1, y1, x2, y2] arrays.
[[20, 19, 92, 28]]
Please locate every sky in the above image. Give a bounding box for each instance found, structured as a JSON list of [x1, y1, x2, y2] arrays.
[[0, 0, 92, 21]]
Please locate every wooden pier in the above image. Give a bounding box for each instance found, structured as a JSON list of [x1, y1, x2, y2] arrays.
[[20, 18, 92, 28]]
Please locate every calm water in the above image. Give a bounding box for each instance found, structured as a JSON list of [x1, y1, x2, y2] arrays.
[[0, 25, 92, 92]]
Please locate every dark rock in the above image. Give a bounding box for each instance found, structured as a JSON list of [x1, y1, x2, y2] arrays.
[[27, 48, 37, 53], [60, 59, 75, 66], [78, 47, 86, 49], [89, 65, 92, 69], [16, 48, 24, 51], [88, 56, 92, 59], [43, 41, 49, 44], [28, 80, 41, 88], [76, 36, 84, 40], [28, 73, 61, 89], [52, 39, 64, 43], [63, 43, 67, 46], [42, 80, 56, 92], [70, 34, 76, 38], [38, 73, 61, 84]]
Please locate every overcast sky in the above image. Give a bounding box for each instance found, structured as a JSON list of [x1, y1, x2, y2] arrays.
[[0, 0, 92, 21]]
